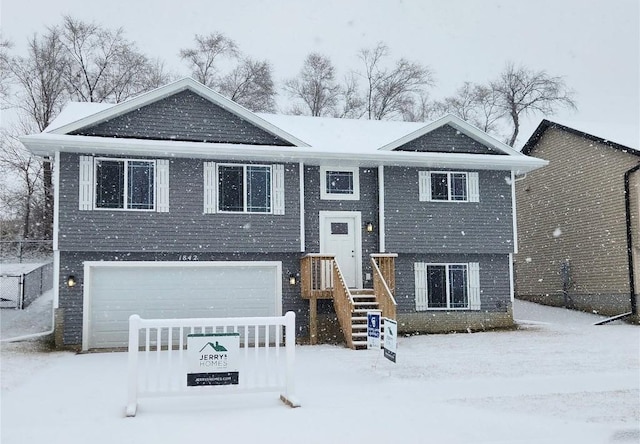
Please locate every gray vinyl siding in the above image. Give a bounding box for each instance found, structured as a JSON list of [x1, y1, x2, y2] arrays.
[[394, 253, 511, 313], [58, 153, 300, 253], [384, 167, 514, 254], [303, 166, 379, 283], [394, 124, 505, 154], [71, 90, 293, 146], [58, 251, 307, 346]]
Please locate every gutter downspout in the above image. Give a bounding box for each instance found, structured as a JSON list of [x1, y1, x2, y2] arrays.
[[624, 163, 640, 316]]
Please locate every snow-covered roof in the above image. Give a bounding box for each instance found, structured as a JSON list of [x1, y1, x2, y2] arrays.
[[44, 102, 114, 133], [22, 78, 547, 174], [257, 113, 425, 154]]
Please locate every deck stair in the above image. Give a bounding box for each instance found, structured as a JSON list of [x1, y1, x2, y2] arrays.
[[350, 288, 382, 349]]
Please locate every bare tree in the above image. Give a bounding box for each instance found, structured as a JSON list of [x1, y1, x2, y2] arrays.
[[334, 73, 365, 119], [284, 53, 341, 117], [357, 42, 434, 120], [0, 127, 44, 239], [435, 82, 503, 133], [218, 58, 276, 112], [179, 32, 239, 88], [9, 30, 69, 240], [58, 15, 160, 103], [0, 36, 12, 107], [10, 30, 68, 132], [492, 62, 576, 146], [401, 92, 441, 123]]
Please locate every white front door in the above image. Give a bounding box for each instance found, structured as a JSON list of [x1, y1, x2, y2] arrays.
[[320, 211, 362, 288]]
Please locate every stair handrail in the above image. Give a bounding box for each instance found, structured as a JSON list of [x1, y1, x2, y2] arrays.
[[331, 260, 355, 349], [370, 255, 397, 321]]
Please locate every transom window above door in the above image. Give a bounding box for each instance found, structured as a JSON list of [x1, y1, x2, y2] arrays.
[[320, 166, 360, 200]]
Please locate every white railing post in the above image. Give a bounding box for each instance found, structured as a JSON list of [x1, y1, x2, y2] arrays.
[[125, 314, 141, 417], [281, 311, 300, 407]]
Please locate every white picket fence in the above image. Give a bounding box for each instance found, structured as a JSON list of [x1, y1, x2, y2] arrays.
[[126, 311, 299, 417]]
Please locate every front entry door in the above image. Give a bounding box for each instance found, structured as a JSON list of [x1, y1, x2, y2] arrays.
[[320, 211, 362, 288]]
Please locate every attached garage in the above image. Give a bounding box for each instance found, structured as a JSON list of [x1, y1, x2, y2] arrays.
[[82, 261, 282, 350]]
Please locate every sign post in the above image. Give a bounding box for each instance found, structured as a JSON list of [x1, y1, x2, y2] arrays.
[[187, 333, 240, 386], [367, 310, 382, 349], [382, 317, 397, 363]]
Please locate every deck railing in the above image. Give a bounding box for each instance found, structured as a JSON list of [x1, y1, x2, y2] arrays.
[[300, 253, 395, 348], [370, 254, 397, 321], [300, 254, 335, 300]]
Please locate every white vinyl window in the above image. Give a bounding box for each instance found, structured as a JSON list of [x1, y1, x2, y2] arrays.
[[419, 171, 479, 202], [320, 166, 360, 200], [78, 156, 169, 212], [415, 262, 481, 310], [203, 162, 285, 215]]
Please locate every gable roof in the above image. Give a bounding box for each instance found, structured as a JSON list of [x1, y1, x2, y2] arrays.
[[49, 77, 310, 147], [378, 114, 520, 155], [21, 79, 547, 174], [522, 119, 640, 156]]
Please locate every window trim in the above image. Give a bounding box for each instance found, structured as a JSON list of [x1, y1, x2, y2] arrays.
[[93, 157, 156, 212], [320, 166, 360, 200], [216, 163, 274, 214]]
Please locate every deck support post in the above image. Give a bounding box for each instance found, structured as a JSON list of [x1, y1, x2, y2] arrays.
[[309, 298, 317, 345]]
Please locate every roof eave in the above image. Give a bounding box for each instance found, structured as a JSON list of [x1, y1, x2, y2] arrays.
[[20, 134, 548, 173]]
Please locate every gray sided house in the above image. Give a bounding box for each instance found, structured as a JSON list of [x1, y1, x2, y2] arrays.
[[515, 120, 640, 321], [21, 78, 546, 350]]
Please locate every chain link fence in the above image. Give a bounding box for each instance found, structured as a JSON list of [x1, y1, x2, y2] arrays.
[[0, 275, 22, 308], [0, 240, 53, 263], [0, 262, 53, 309]]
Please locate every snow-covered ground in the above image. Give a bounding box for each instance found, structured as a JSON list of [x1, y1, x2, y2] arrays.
[[1, 297, 638, 444]]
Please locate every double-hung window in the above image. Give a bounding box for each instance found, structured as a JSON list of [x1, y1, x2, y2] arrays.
[[320, 166, 360, 200], [415, 262, 481, 310], [218, 164, 271, 213], [203, 162, 285, 215], [95, 159, 155, 210], [419, 171, 479, 202], [78, 156, 170, 212]]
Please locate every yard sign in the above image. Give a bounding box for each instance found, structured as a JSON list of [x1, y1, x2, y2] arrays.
[[367, 311, 382, 349], [187, 333, 240, 386], [383, 318, 397, 363]]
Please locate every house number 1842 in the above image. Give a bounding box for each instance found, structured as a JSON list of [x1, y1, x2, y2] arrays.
[[178, 254, 199, 261]]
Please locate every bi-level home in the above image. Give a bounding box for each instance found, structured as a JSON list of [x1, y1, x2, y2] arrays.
[[21, 78, 546, 350]]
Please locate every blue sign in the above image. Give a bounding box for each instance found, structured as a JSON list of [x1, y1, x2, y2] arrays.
[[367, 311, 381, 349]]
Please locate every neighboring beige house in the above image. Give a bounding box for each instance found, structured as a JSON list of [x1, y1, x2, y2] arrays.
[[515, 120, 639, 322]]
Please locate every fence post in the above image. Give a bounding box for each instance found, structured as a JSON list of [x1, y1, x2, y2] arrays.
[[126, 314, 141, 417], [18, 275, 25, 310], [280, 311, 300, 407]]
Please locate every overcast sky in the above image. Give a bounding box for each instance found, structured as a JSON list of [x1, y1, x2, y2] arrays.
[[1, 0, 638, 147]]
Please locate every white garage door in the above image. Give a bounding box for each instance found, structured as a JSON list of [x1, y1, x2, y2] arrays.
[[83, 261, 281, 350]]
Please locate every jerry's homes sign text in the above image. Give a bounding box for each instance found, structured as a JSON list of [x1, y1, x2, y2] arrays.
[[187, 333, 240, 386]]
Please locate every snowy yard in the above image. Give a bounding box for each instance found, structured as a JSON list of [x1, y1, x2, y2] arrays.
[[1, 294, 638, 444]]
